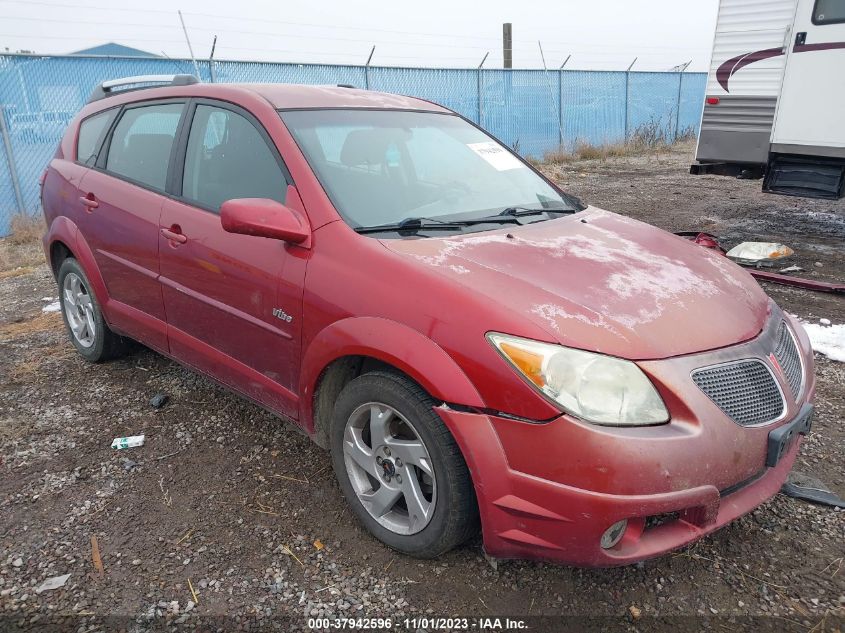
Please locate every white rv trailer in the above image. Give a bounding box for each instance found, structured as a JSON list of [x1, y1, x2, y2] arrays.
[[691, 0, 845, 199]]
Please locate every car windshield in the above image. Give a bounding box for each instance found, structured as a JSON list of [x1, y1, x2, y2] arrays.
[[279, 109, 580, 234]]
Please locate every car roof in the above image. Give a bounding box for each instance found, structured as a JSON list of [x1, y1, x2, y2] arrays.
[[237, 83, 450, 112]]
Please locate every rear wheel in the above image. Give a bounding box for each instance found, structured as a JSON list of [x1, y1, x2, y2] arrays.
[[58, 258, 131, 362], [330, 371, 478, 558]]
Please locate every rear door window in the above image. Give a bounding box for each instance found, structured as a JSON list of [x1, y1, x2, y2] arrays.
[[105, 103, 184, 190], [76, 109, 117, 165], [181, 104, 287, 212]]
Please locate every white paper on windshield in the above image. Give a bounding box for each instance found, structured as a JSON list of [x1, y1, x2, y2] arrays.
[[467, 142, 525, 171]]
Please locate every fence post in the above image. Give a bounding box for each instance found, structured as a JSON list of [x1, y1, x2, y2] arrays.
[[558, 68, 563, 148], [208, 35, 218, 83], [673, 63, 690, 141], [624, 72, 629, 140], [477, 68, 483, 124], [364, 46, 375, 90], [0, 105, 26, 217], [624, 57, 637, 141]]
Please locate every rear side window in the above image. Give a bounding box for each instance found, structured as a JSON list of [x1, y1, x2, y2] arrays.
[[76, 109, 116, 165], [181, 104, 286, 212], [105, 103, 184, 190], [813, 0, 845, 24]]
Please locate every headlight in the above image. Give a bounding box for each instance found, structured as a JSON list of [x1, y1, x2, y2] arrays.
[[487, 333, 669, 426]]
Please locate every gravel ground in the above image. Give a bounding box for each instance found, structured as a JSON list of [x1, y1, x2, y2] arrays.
[[0, 145, 843, 632]]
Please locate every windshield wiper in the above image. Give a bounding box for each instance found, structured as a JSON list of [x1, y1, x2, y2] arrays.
[[497, 205, 577, 217], [354, 216, 468, 234], [354, 206, 579, 235], [453, 205, 577, 226]]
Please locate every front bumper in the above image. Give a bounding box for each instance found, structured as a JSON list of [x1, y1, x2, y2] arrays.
[[437, 405, 807, 567], [437, 310, 815, 567]]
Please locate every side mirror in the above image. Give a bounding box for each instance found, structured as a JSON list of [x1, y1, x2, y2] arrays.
[[220, 198, 310, 244]]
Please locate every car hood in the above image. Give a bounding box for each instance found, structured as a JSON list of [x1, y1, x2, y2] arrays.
[[381, 207, 769, 360]]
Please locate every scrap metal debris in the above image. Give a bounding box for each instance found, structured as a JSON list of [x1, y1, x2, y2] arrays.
[[677, 231, 845, 294], [781, 472, 845, 509]]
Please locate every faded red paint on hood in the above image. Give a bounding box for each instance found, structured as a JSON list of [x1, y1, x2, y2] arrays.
[[383, 207, 769, 360]]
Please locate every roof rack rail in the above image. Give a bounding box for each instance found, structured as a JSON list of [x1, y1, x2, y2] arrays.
[[88, 74, 199, 103]]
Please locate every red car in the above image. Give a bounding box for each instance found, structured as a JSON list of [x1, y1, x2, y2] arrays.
[[41, 75, 815, 567]]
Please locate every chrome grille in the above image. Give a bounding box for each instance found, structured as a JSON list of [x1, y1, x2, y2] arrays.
[[773, 321, 803, 400], [692, 360, 784, 426]]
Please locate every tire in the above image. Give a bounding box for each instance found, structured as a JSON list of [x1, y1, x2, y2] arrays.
[[57, 257, 131, 362], [330, 371, 479, 558]]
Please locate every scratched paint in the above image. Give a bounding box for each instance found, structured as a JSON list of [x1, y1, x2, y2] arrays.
[[383, 206, 769, 359]]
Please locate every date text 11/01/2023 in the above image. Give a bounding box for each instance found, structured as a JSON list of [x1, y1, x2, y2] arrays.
[[307, 617, 528, 630]]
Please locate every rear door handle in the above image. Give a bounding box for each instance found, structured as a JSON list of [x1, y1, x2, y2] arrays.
[[79, 194, 98, 210], [161, 227, 187, 244]]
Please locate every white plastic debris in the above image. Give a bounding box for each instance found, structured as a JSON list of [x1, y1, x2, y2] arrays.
[[778, 265, 804, 274], [111, 434, 145, 450], [726, 242, 794, 265], [800, 320, 845, 363], [819, 318, 832, 326], [42, 300, 61, 313], [35, 574, 71, 593]]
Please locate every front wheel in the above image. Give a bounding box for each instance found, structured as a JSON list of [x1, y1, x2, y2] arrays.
[[330, 371, 479, 558]]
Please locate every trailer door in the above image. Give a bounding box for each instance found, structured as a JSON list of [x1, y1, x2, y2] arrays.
[[772, 0, 845, 154]]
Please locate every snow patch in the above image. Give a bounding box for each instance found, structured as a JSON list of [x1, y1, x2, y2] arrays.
[[800, 320, 845, 363], [42, 300, 61, 313]]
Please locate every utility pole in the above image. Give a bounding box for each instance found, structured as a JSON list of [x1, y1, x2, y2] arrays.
[[502, 23, 513, 69]]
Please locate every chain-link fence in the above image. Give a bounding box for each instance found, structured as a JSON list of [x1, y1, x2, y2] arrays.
[[0, 53, 706, 236]]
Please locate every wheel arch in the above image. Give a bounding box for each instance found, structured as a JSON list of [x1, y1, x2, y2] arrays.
[[44, 217, 110, 313], [300, 317, 485, 448]]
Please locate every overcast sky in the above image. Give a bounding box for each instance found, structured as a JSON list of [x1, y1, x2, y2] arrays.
[[1, 0, 719, 71]]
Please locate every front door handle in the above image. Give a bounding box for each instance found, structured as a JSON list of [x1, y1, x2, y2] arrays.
[[161, 227, 187, 244]]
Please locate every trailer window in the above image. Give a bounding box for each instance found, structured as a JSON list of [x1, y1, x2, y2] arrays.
[[813, 0, 845, 25]]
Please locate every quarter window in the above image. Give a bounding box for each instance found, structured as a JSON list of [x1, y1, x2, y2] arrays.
[[105, 103, 184, 190], [813, 0, 845, 24], [182, 104, 286, 212], [77, 109, 116, 165]]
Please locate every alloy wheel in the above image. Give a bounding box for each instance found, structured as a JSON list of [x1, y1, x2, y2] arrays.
[[62, 272, 96, 348], [342, 402, 437, 535]]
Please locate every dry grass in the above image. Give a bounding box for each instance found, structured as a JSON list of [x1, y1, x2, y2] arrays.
[[543, 120, 697, 164], [0, 311, 61, 341], [0, 213, 45, 275], [6, 213, 45, 245]]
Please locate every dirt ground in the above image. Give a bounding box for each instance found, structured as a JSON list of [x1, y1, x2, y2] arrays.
[[1, 145, 843, 632]]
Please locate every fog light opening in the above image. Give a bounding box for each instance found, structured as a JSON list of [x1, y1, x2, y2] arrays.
[[600, 519, 628, 549]]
